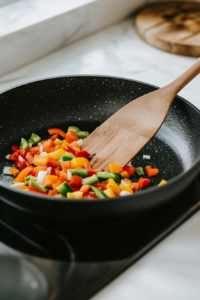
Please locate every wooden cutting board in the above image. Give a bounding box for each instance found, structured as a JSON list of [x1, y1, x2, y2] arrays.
[[135, 1, 200, 57]]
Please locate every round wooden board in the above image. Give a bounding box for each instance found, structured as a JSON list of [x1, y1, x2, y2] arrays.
[[135, 1, 200, 57]]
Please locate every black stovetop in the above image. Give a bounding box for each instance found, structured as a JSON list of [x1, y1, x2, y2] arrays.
[[0, 175, 200, 300]]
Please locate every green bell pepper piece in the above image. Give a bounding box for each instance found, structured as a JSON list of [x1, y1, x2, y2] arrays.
[[56, 181, 74, 195], [90, 186, 108, 199], [20, 138, 29, 151], [82, 174, 98, 185], [97, 172, 121, 183], [28, 133, 41, 145], [136, 167, 144, 176]]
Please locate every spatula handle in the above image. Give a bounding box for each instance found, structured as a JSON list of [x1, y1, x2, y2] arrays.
[[166, 58, 200, 97]]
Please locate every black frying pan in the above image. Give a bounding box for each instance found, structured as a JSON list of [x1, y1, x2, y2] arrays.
[[0, 76, 200, 223]]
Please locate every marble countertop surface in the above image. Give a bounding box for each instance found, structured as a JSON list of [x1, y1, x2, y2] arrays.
[[0, 17, 200, 300]]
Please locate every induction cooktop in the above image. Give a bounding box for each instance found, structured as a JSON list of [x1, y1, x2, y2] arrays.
[[0, 174, 199, 300]]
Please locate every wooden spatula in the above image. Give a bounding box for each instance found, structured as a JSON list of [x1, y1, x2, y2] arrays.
[[82, 58, 200, 171]]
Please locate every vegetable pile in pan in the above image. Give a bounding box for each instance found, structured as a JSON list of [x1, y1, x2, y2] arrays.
[[3, 126, 167, 199]]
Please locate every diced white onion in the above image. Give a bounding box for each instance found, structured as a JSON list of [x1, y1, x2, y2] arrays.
[[120, 191, 132, 196], [40, 151, 48, 157], [126, 161, 132, 167], [47, 167, 52, 175], [39, 146, 43, 154], [37, 171, 47, 184], [29, 143, 33, 148], [11, 182, 25, 187], [18, 155, 24, 162], [143, 154, 151, 160], [5, 154, 10, 160], [3, 167, 12, 175], [37, 142, 42, 146], [67, 170, 72, 180], [76, 139, 83, 146]]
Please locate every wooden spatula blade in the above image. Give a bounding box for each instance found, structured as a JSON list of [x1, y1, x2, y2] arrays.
[[89, 127, 148, 171]]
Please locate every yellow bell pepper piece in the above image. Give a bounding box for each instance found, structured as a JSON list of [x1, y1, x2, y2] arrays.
[[108, 163, 123, 173], [54, 138, 63, 145], [63, 140, 69, 146], [33, 155, 49, 166], [71, 157, 89, 168], [9, 167, 19, 177], [158, 179, 167, 186], [49, 148, 65, 160], [67, 191, 83, 199], [121, 180, 134, 194], [120, 171, 130, 179], [106, 178, 121, 195], [104, 188, 116, 198], [17, 185, 29, 190]]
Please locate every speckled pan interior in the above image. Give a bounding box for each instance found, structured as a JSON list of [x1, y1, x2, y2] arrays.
[[0, 76, 200, 221]]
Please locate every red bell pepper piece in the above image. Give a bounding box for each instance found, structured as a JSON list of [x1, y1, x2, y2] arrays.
[[82, 193, 99, 199], [76, 150, 91, 158], [69, 175, 82, 188], [65, 131, 79, 143], [15, 155, 27, 170], [48, 128, 66, 139], [93, 183, 107, 191], [28, 186, 47, 195], [12, 145, 19, 152], [123, 166, 136, 176], [138, 177, 151, 189], [9, 152, 18, 161]]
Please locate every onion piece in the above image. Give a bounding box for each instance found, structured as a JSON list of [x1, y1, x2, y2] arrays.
[[37, 171, 47, 184], [47, 167, 51, 175], [39, 146, 44, 154], [126, 161, 132, 167], [143, 154, 151, 160], [11, 183, 25, 187], [67, 170, 72, 180], [29, 143, 33, 148], [120, 191, 132, 196], [40, 151, 48, 157], [37, 142, 42, 146], [5, 154, 10, 160], [76, 139, 83, 146], [3, 167, 13, 175]]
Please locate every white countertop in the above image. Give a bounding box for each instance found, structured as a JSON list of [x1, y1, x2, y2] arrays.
[[0, 17, 200, 300]]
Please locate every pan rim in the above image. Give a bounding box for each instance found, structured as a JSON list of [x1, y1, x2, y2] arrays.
[[1, 74, 200, 203]]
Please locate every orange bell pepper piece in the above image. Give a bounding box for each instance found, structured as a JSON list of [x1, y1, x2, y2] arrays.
[[9, 167, 19, 177], [138, 177, 151, 188], [27, 146, 40, 155], [131, 182, 139, 191], [61, 161, 71, 170], [50, 133, 58, 140], [12, 167, 34, 183], [9, 152, 18, 161], [47, 158, 61, 168], [48, 128, 66, 139], [145, 166, 159, 177], [69, 175, 82, 188], [62, 145, 69, 151], [65, 131, 79, 143], [43, 175, 58, 187], [48, 189, 58, 196], [79, 185, 91, 194]]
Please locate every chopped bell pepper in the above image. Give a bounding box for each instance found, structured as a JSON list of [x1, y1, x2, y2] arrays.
[[136, 167, 144, 176], [121, 181, 134, 194], [48, 128, 66, 139], [71, 157, 90, 168], [12, 145, 19, 152], [138, 177, 151, 188], [104, 188, 116, 198], [90, 186, 108, 199], [120, 171, 130, 178], [65, 130, 79, 143], [145, 166, 159, 177], [106, 178, 121, 195], [9, 167, 20, 177], [54, 138, 63, 145], [82, 193, 98, 199], [108, 163, 123, 173], [67, 191, 83, 199], [28, 133, 41, 145], [20, 138, 29, 151], [79, 185, 91, 194], [47, 158, 61, 168], [158, 179, 167, 186], [69, 175, 82, 188], [33, 154, 49, 166], [43, 175, 58, 187], [49, 148, 65, 161], [50, 134, 58, 140], [123, 166, 136, 176], [32, 166, 48, 177], [56, 181, 74, 195], [61, 161, 71, 170], [84, 163, 101, 176], [28, 186, 47, 194], [9, 152, 18, 161]]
